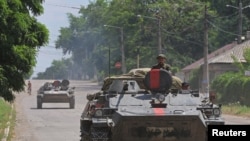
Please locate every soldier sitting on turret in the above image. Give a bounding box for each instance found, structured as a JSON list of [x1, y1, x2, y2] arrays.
[[151, 54, 171, 73]]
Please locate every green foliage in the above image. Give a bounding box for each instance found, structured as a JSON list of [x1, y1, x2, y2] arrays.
[[188, 68, 201, 90], [171, 66, 179, 76], [211, 72, 235, 102], [243, 48, 250, 70], [38, 0, 250, 90], [231, 55, 245, 74], [35, 58, 73, 80], [0, 0, 49, 101], [54, 0, 220, 79], [211, 48, 250, 106], [0, 98, 12, 138], [222, 103, 250, 117]]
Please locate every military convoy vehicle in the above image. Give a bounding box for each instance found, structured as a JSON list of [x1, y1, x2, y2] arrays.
[[80, 68, 225, 141], [37, 79, 75, 109]]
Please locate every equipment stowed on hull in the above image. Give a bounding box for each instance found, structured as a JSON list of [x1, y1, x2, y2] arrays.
[[37, 79, 75, 109]]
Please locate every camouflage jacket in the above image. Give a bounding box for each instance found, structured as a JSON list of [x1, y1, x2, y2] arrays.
[[151, 63, 171, 71]]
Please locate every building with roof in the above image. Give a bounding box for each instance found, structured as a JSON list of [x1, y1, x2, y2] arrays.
[[181, 39, 250, 87]]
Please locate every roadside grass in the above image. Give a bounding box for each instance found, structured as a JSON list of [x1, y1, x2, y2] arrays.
[[0, 98, 15, 141], [7, 107, 16, 141], [222, 103, 250, 118]]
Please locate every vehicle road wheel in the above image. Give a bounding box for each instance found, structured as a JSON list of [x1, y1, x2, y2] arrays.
[[37, 97, 42, 109], [69, 97, 75, 109], [80, 134, 91, 141], [90, 127, 111, 141]]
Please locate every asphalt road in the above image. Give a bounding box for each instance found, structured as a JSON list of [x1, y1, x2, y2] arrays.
[[12, 80, 101, 141], [11, 80, 250, 141], [222, 114, 250, 125]]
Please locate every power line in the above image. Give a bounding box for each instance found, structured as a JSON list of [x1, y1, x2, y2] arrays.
[[206, 20, 239, 36], [160, 27, 203, 46], [38, 51, 64, 56], [184, 0, 204, 6], [46, 3, 81, 10], [209, 12, 238, 20]]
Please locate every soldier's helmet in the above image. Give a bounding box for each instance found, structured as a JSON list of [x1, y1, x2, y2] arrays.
[[156, 54, 166, 59]]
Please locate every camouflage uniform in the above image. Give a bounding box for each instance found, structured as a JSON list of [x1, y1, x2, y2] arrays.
[[151, 63, 171, 71], [151, 54, 171, 71]]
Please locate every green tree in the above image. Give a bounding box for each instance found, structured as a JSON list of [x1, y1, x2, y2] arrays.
[[52, 0, 250, 83], [35, 58, 73, 80], [0, 0, 49, 101], [54, 0, 214, 80], [211, 48, 250, 105], [56, 0, 109, 79]]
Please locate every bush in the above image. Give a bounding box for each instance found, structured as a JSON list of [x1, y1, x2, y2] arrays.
[[211, 72, 250, 106]]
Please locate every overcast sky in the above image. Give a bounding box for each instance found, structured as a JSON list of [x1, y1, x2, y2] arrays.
[[32, 0, 90, 78]]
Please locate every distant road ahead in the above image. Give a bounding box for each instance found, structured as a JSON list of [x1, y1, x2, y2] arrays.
[[12, 80, 101, 141]]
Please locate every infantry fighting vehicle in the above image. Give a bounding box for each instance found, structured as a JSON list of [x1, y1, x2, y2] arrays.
[[80, 68, 225, 141], [37, 79, 75, 109]]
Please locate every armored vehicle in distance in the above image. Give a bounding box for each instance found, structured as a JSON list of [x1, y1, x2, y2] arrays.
[[80, 68, 225, 141], [37, 79, 75, 109]]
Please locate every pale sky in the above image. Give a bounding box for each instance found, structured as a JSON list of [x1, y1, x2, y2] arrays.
[[32, 0, 90, 78]]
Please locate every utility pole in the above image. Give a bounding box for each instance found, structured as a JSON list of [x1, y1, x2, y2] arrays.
[[157, 17, 162, 54], [238, 0, 243, 43], [120, 27, 126, 73], [202, 5, 209, 95], [104, 25, 127, 74], [136, 47, 140, 68], [226, 0, 250, 44]]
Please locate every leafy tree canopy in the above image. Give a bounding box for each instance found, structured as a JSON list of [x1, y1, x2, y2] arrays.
[[0, 0, 49, 101], [44, 0, 250, 83]]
